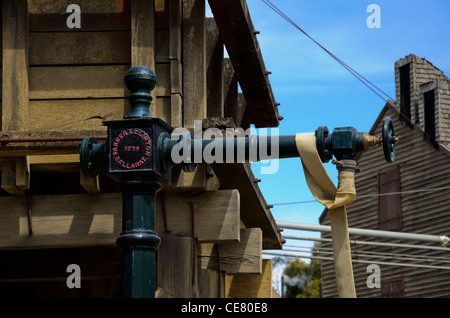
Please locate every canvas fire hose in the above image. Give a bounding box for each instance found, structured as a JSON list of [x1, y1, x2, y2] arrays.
[[79, 66, 398, 298]]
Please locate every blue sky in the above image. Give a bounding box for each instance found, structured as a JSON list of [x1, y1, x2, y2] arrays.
[[210, 1, 450, 260]]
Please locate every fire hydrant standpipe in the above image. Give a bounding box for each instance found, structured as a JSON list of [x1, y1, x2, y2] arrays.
[[79, 66, 397, 298]]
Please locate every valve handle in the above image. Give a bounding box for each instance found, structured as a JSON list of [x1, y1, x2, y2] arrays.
[[382, 117, 397, 163]]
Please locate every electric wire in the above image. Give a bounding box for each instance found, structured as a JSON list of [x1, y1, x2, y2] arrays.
[[281, 245, 450, 265], [259, 0, 437, 142], [270, 186, 450, 206], [258, 0, 450, 272], [259, 3, 446, 208], [283, 235, 450, 252], [263, 251, 450, 271], [259, 0, 393, 102]]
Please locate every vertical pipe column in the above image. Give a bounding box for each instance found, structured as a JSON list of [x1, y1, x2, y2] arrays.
[[116, 179, 162, 298]]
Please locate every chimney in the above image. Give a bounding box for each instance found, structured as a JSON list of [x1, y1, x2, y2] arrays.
[[395, 54, 450, 146]]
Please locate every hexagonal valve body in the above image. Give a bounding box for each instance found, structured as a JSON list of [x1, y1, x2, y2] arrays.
[[315, 117, 397, 164]]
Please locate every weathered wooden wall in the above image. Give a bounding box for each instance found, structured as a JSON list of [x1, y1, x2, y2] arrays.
[[0, 0, 282, 298], [320, 104, 450, 298], [28, 0, 131, 132]]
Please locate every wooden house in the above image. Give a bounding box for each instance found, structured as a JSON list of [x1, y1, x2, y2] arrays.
[[320, 54, 450, 297], [0, 0, 283, 298]]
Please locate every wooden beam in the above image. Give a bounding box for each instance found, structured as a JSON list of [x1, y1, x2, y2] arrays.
[[171, 94, 183, 128], [206, 17, 224, 118], [171, 164, 220, 192], [198, 228, 262, 274], [155, 0, 169, 30], [218, 228, 262, 274], [155, 30, 170, 63], [131, 0, 156, 70], [28, 154, 79, 166], [156, 233, 196, 298], [223, 58, 238, 123], [29, 31, 131, 65], [156, 190, 240, 243], [25, 154, 79, 173], [238, 92, 250, 130], [29, 99, 126, 131], [0, 130, 106, 158], [0, 189, 239, 248], [169, 0, 184, 128], [171, 165, 208, 191], [28, 0, 131, 32], [155, 287, 173, 298], [1, 160, 25, 195], [29, 65, 130, 100], [197, 268, 225, 298], [182, 0, 207, 129], [2, 0, 30, 131], [170, 60, 183, 95], [0, 157, 30, 195], [169, 0, 182, 61], [208, 0, 280, 128], [225, 259, 273, 298], [211, 163, 282, 250], [79, 169, 102, 194], [15, 157, 31, 190], [0, 193, 122, 249], [155, 63, 171, 97]]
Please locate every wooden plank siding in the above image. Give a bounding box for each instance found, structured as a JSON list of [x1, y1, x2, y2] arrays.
[[25, 0, 174, 131], [25, 0, 132, 134], [0, 0, 283, 299], [320, 104, 450, 298]]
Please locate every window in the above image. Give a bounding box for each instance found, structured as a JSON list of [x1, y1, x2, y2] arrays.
[[423, 89, 437, 147], [399, 64, 412, 126], [378, 166, 402, 231], [381, 278, 405, 298]]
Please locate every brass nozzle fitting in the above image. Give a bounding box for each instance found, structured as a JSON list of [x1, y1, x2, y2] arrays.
[[362, 133, 382, 152]]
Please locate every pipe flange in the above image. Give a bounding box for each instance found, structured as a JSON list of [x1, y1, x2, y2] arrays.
[[315, 126, 332, 163], [79, 137, 99, 177]]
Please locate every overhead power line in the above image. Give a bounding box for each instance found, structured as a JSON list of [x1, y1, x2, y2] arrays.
[[283, 235, 450, 252], [281, 245, 450, 265], [270, 186, 450, 207], [277, 221, 449, 246], [260, 0, 394, 102], [259, 1, 437, 140], [263, 251, 450, 271]]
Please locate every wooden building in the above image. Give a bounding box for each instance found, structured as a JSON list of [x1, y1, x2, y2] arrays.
[[0, 0, 283, 298], [320, 54, 450, 298]]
